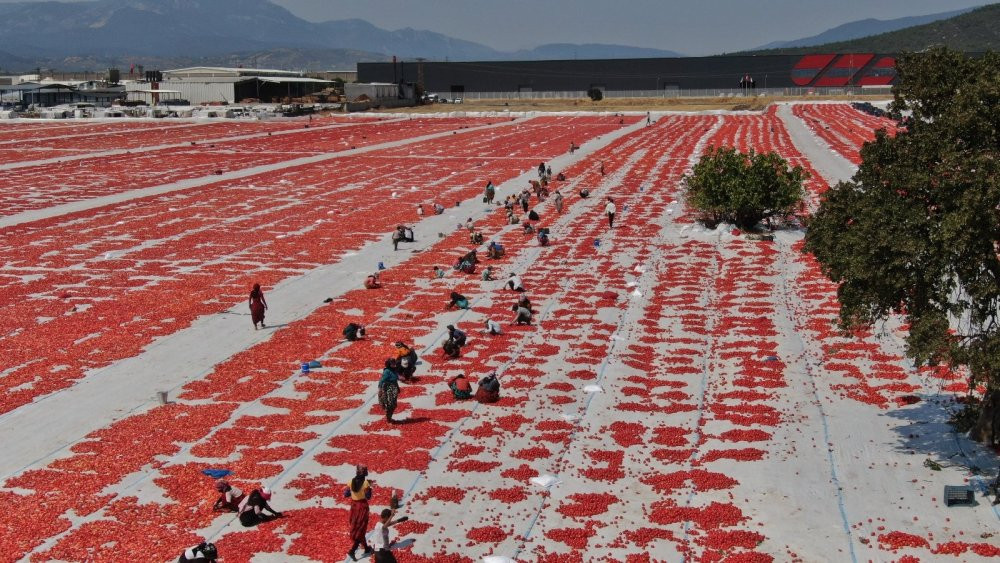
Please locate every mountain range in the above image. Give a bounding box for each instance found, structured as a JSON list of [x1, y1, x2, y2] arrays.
[[0, 0, 989, 73], [0, 0, 683, 72], [747, 3, 1000, 55], [752, 6, 977, 50]]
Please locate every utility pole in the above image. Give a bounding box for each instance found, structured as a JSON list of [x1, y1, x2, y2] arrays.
[[416, 57, 426, 96]]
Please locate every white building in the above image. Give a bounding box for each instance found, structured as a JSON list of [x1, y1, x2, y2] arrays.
[[126, 66, 333, 105]]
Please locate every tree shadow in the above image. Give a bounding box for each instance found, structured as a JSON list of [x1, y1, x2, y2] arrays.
[[883, 393, 999, 497]]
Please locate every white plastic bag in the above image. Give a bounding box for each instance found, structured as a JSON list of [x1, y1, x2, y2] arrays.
[[530, 474, 561, 489]]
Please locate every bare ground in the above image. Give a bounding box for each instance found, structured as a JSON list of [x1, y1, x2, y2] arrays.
[[371, 94, 892, 114]]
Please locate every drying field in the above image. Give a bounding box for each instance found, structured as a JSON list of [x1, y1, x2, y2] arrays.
[[0, 105, 997, 563]]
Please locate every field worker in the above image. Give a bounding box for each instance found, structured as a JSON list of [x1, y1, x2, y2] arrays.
[[484, 319, 502, 335], [248, 283, 267, 330], [447, 291, 470, 310], [371, 508, 409, 563], [433, 265, 446, 279], [486, 241, 505, 259], [537, 228, 550, 246], [237, 487, 282, 527], [212, 480, 245, 512], [446, 324, 467, 347], [554, 191, 564, 214], [343, 323, 366, 342], [394, 342, 418, 380], [448, 373, 473, 400], [512, 302, 532, 325], [365, 273, 381, 289], [476, 372, 501, 403], [343, 465, 373, 561], [392, 226, 404, 251], [481, 265, 496, 281], [379, 359, 401, 422], [506, 273, 525, 292], [484, 180, 496, 204], [441, 338, 461, 359], [178, 542, 218, 562], [605, 197, 616, 228]]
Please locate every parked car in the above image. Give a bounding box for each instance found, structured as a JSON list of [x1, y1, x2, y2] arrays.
[[453, 97, 464, 104]]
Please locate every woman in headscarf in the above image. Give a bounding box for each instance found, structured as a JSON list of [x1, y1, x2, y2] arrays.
[[476, 372, 501, 403], [343, 465, 373, 561], [448, 373, 473, 400], [378, 359, 400, 423], [248, 283, 267, 330], [441, 338, 461, 359], [212, 479, 245, 512], [237, 487, 281, 527], [394, 342, 418, 381]]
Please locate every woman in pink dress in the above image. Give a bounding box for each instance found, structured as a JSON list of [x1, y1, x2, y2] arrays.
[[249, 283, 268, 329]]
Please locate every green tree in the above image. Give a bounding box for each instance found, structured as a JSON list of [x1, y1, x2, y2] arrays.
[[804, 47, 1000, 444], [683, 146, 807, 230]]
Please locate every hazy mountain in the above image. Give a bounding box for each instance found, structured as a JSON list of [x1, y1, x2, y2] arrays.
[[0, 0, 685, 71], [0, 49, 391, 75], [746, 3, 1000, 55], [753, 6, 978, 50]]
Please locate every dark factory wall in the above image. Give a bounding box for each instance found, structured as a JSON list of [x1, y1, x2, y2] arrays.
[[358, 54, 895, 92]]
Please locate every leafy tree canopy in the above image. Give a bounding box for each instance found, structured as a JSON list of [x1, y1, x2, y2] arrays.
[[683, 146, 807, 231], [804, 47, 1000, 443]]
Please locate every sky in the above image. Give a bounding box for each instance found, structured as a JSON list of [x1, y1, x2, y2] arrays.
[[268, 0, 985, 55]]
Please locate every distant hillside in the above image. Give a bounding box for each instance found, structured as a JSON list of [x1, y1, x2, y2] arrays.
[[753, 7, 976, 50], [747, 3, 1000, 54], [0, 48, 390, 74], [0, 0, 686, 72]]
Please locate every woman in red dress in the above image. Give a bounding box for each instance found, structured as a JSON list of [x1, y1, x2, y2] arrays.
[[249, 283, 268, 330], [343, 465, 373, 561]]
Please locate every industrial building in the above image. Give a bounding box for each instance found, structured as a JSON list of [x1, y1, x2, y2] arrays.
[[125, 66, 334, 105], [1, 66, 334, 107], [343, 82, 416, 110], [1, 81, 126, 107], [357, 53, 897, 97]]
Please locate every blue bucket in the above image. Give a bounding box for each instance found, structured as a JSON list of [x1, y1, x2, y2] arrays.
[[378, 262, 386, 270], [301, 363, 310, 374], [593, 239, 601, 248]]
